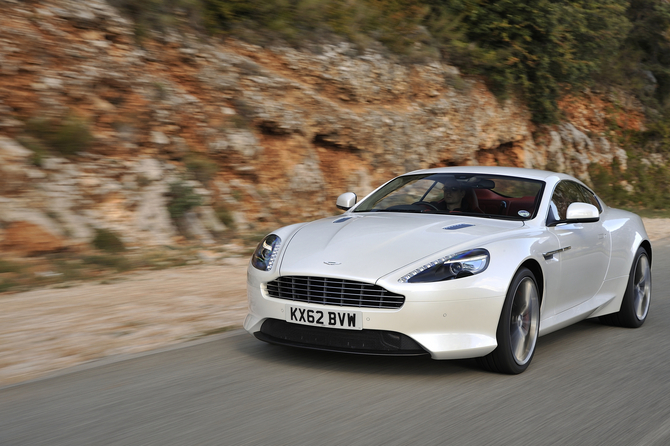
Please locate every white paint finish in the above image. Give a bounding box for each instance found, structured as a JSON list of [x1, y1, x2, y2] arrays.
[[246, 167, 651, 360], [279, 213, 523, 282]]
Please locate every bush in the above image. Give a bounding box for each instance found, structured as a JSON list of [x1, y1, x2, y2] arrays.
[[107, 0, 670, 129], [0, 260, 23, 274], [24, 114, 93, 156], [0, 280, 17, 293], [184, 153, 218, 185], [202, 0, 432, 55], [167, 180, 203, 220], [16, 136, 48, 167], [624, 156, 670, 209], [589, 154, 670, 210], [81, 254, 132, 272], [441, 0, 630, 123], [215, 204, 236, 229], [92, 228, 126, 253], [588, 162, 629, 207], [107, 0, 206, 39]]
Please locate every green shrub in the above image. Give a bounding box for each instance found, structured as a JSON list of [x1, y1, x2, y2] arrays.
[[215, 204, 236, 229], [0, 260, 23, 274], [638, 117, 670, 154], [153, 82, 169, 101], [442, 0, 630, 123], [184, 153, 218, 185], [107, 0, 206, 39], [231, 98, 257, 122], [92, 228, 126, 253], [81, 254, 132, 272], [137, 174, 152, 187], [588, 162, 629, 207], [167, 180, 203, 220], [0, 280, 17, 293], [589, 155, 670, 210], [202, 0, 432, 55], [16, 136, 48, 167], [625, 156, 670, 209], [226, 114, 252, 130], [25, 114, 93, 156], [104, 0, 670, 130]]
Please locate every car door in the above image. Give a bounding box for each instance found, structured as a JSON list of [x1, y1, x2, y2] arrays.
[[546, 181, 611, 316]]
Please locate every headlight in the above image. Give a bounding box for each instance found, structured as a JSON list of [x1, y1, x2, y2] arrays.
[[251, 234, 282, 271], [399, 248, 490, 283]]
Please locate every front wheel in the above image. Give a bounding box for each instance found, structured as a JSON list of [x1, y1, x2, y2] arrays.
[[478, 267, 540, 374], [600, 247, 651, 328]]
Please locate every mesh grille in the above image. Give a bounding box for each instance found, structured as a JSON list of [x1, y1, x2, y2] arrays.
[[267, 276, 405, 309], [258, 319, 427, 355]]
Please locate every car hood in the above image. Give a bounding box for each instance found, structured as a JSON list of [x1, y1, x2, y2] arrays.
[[278, 213, 524, 281]]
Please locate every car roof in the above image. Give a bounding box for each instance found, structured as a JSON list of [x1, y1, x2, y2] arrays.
[[405, 166, 573, 183]]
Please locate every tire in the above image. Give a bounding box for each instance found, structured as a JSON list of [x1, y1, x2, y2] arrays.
[[600, 246, 651, 328], [478, 267, 540, 374]]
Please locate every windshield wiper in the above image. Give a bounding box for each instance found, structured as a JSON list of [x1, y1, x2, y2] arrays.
[[374, 209, 423, 213]]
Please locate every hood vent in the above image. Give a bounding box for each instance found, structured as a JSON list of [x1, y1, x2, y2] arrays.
[[443, 223, 474, 231], [333, 217, 353, 223]]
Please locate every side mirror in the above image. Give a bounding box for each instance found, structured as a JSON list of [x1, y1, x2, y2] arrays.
[[336, 192, 357, 211], [566, 202, 599, 223]]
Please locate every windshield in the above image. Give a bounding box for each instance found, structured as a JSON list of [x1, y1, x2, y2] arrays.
[[354, 173, 545, 220]]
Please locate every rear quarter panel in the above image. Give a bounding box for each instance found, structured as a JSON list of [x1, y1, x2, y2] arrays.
[[602, 207, 651, 281]]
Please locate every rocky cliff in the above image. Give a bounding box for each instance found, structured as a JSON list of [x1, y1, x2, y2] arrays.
[[0, 0, 643, 256]]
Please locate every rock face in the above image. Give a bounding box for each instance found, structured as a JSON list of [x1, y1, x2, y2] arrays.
[[0, 0, 645, 254]]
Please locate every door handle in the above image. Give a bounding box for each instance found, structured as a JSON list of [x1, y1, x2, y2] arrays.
[[543, 246, 571, 260]]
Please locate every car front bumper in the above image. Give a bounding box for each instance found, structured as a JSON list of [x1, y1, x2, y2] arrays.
[[244, 268, 507, 360]]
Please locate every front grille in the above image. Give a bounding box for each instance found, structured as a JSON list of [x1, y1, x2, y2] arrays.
[[266, 276, 405, 309], [257, 319, 427, 356]]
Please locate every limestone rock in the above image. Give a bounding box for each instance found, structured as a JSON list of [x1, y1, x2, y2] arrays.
[[181, 210, 214, 245], [0, 136, 31, 161], [133, 183, 177, 245], [0, 0, 648, 257], [2, 221, 67, 254], [150, 131, 170, 145], [0, 204, 68, 254]]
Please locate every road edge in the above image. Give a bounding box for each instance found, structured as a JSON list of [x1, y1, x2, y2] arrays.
[[0, 328, 248, 391]]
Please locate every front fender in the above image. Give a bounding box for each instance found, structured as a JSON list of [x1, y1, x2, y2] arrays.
[[379, 229, 556, 302]]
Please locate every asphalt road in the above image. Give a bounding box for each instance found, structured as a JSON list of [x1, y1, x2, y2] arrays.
[[2, 240, 670, 446]]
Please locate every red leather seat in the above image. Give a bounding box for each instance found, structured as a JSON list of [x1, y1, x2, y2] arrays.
[[462, 188, 484, 213]]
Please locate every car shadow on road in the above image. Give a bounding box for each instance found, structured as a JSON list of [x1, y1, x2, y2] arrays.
[[537, 318, 611, 346], [233, 317, 631, 378], [233, 332, 483, 377], [535, 317, 636, 350]]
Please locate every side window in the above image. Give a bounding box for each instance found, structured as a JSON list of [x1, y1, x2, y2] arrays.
[[548, 181, 586, 222], [578, 185, 602, 212]]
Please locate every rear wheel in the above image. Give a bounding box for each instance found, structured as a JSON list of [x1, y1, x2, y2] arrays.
[[478, 267, 540, 374], [600, 247, 651, 328]]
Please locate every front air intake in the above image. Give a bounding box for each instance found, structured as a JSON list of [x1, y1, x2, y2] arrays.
[[266, 276, 405, 309]]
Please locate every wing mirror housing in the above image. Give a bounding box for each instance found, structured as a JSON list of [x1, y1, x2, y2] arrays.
[[566, 202, 600, 223], [336, 192, 357, 211]]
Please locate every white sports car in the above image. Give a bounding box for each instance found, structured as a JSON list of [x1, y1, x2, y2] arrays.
[[244, 167, 652, 374]]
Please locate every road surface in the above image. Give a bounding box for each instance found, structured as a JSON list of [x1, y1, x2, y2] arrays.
[[1, 240, 669, 446]]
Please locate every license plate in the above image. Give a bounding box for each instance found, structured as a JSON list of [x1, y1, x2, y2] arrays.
[[285, 305, 362, 330]]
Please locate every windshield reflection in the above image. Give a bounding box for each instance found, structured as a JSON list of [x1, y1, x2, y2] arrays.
[[353, 173, 545, 220]]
